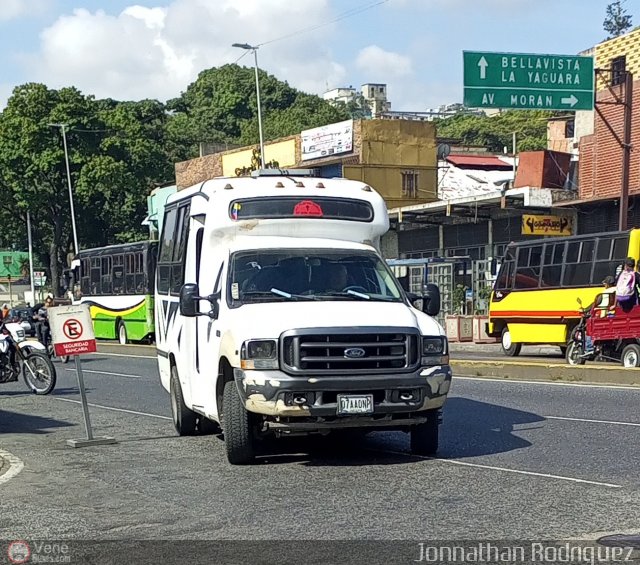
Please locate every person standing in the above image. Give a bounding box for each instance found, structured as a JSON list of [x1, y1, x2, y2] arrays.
[[615, 257, 640, 312]]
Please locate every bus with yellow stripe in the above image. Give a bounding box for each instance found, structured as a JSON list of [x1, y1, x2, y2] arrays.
[[68, 241, 157, 344], [488, 229, 639, 356]]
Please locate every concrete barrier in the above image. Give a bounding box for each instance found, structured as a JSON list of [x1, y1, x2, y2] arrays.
[[451, 359, 640, 387]]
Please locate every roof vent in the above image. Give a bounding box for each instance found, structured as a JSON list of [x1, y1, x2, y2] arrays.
[[362, 185, 372, 192], [316, 182, 325, 189], [295, 181, 305, 188], [275, 182, 284, 188], [224, 183, 234, 190]]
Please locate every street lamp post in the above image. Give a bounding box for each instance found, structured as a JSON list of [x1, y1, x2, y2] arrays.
[[49, 123, 80, 256], [232, 43, 266, 168]]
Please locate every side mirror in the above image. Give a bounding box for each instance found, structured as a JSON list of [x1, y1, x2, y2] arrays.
[[423, 283, 441, 317], [576, 297, 583, 307], [179, 283, 200, 317]]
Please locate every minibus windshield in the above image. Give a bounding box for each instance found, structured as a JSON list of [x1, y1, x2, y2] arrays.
[[229, 249, 404, 306]]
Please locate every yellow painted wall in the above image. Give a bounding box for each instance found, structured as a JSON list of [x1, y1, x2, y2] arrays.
[[350, 119, 437, 207], [222, 139, 296, 176], [595, 28, 640, 90], [344, 164, 437, 209]]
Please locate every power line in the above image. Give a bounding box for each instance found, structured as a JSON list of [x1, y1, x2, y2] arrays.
[[257, 0, 390, 48]]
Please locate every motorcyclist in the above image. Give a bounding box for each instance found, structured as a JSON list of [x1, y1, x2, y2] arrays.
[[34, 296, 54, 345]]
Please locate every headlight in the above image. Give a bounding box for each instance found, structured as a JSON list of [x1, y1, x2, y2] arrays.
[[421, 336, 449, 366], [240, 339, 278, 370]]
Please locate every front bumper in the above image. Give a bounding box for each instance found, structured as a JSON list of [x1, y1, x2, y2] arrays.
[[233, 365, 452, 425]]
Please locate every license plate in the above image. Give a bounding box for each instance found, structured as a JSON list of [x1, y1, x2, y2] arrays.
[[337, 394, 374, 415]]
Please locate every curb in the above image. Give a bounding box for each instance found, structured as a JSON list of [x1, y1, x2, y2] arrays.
[[451, 360, 640, 387]]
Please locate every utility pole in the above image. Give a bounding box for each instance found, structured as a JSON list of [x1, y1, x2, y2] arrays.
[[27, 211, 35, 304], [232, 43, 266, 167], [619, 71, 633, 231], [49, 123, 80, 255]]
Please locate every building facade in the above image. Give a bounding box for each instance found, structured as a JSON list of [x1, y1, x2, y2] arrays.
[[174, 119, 439, 209]]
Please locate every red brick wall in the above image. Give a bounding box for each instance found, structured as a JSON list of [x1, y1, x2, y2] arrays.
[[578, 80, 640, 199]]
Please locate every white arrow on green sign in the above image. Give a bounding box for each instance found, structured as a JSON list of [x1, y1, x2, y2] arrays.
[[463, 51, 594, 111]]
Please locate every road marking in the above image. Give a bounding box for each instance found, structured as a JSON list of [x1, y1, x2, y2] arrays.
[[454, 375, 640, 391], [0, 449, 24, 486], [92, 352, 156, 360], [545, 415, 640, 427], [64, 368, 142, 379], [372, 448, 622, 489], [56, 398, 171, 420]]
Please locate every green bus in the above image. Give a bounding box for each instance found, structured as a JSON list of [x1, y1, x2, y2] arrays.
[[68, 241, 158, 344]]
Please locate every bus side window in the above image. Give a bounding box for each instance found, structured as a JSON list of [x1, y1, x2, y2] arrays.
[[90, 258, 101, 295], [112, 255, 124, 294], [495, 261, 513, 290], [171, 205, 191, 294], [101, 256, 112, 294], [158, 207, 178, 294]]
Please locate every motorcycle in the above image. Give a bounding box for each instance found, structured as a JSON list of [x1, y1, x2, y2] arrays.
[[566, 298, 593, 366], [0, 319, 57, 395]]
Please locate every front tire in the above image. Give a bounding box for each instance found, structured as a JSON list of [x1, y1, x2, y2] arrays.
[[621, 344, 640, 368], [501, 327, 522, 357], [117, 321, 128, 345], [410, 410, 439, 456], [170, 366, 197, 436], [566, 341, 586, 366], [22, 351, 56, 395], [222, 380, 256, 465]]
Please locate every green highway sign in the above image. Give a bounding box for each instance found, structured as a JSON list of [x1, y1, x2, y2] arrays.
[[463, 51, 594, 111]]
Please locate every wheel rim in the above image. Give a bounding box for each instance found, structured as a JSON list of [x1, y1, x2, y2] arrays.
[[24, 355, 53, 392], [119, 324, 126, 345], [502, 330, 512, 350], [568, 343, 581, 365], [624, 351, 638, 367]]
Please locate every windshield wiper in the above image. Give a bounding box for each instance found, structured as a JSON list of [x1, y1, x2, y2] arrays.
[[270, 288, 318, 300], [319, 290, 371, 300]]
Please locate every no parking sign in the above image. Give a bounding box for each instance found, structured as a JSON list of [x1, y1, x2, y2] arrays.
[[49, 303, 115, 448], [49, 304, 96, 357]]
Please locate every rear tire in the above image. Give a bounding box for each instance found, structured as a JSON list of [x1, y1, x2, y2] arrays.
[[22, 351, 56, 395], [223, 380, 256, 465], [117, 321, 128, 345], [621, 344, 640, 368], [501, 327, 521, 357], [566, 341, 586, 366], [410, 410, 439, 456], [170, 366, 197, 436]]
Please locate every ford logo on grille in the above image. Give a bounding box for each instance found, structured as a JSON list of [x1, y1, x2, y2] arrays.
[[344, 347, 366, 359]]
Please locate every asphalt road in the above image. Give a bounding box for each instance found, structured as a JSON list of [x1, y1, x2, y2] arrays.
[[1, 342, 640, 545]]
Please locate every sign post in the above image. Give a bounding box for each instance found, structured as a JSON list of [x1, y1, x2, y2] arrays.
[[463, 51, 594, 111], [49, 304, 116, 448]]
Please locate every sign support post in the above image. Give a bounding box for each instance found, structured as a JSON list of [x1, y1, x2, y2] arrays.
[[49, 304, 116, 448]]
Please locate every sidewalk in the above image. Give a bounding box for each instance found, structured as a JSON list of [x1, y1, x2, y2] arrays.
[[449, 342, 563, 356]]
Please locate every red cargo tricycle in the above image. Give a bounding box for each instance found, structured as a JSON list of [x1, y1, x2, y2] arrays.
[[566, 292, 640, 368]]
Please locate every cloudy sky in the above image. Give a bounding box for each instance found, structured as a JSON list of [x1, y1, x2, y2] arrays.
[[0, 0, 633, 111]]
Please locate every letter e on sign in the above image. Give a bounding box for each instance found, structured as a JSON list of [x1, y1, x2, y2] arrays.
[[49, 304, 97, 357]]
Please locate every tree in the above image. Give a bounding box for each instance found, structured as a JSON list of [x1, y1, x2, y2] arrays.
[[0, 84, 174, 295], [166, 64, 349, 160], [434, 110, 552, 153], [604, 0, 633, 38]]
